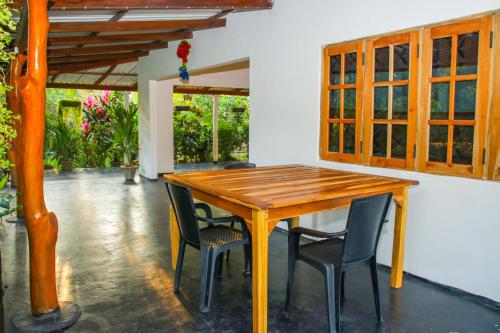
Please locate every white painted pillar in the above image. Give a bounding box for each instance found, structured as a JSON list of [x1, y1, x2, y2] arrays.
[[212, 95, 219, 162]]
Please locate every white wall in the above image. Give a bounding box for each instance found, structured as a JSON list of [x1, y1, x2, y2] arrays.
[[138, 69, 249, 177], [138, 0, 500, 302]]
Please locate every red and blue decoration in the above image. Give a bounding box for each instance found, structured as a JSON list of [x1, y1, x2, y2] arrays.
[[177, 40, 191, 81]]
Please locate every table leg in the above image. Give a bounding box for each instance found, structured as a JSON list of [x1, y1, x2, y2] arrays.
[[170, 205, 180, 270], [290, 216, 300, 229], [390, 187, 408, 288], [252, 209, 269, 333]]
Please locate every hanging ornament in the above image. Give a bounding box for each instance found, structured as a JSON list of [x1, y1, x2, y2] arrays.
[[176, 40, 191, 81]]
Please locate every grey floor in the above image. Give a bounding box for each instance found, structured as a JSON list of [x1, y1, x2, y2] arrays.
[[1, 168, 499, 332]]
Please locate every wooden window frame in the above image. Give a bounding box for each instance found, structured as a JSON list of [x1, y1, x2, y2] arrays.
[[363, 31, 419, 170], [487, 13, 500, 180], [320, 41, 364, 163], [417, 16, 493, 179]]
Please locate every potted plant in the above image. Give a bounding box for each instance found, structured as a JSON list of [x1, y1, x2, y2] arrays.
[[109, 95, 139, 182], [49, 117, 79, 171]]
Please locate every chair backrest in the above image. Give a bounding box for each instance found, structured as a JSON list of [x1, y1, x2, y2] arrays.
[[341, 193, 393, 264], [224, 162, 256, 170], [165, 182, 200, 246]]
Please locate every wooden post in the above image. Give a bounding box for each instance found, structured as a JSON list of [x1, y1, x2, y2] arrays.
[[19, 0, 60, 315], [8, 54, 27, 219], [390, 187, 409, 288], [251, 209, 269, 333], [212, 95, 219, 162]]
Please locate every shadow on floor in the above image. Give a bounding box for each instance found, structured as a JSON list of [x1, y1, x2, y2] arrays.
[[1, 169, 499, 332]]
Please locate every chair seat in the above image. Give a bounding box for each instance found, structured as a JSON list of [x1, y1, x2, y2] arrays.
[[299, 237, 344, 266], [200, 225, 244, 247]]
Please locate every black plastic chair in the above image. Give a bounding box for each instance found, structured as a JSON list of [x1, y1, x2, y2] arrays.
[[166, 182, 252, 313], [286, 193, 393, 333]]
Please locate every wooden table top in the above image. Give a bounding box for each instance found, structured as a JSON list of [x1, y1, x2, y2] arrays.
[[165, 165, 418, 210]]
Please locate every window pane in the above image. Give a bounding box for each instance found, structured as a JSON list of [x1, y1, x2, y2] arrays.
[[373, 124, 388, 157], [391, 125, 407, 159], [329, 90, 340, 119], [375, 47, 390, 82], [454, 80, 476, 120], [457, 32, 479, 75], [393, 44, 410, 81], [429, 125, 448, 162], [432, 37, 452, 77], [452, 126, 474, 165], [344, 89, 356, 119], [343, 123, 355, 154], [430, 82, 450, 120], [344, 52, 357, 84], [393, 85, 408, 120], [328, 123, 340, 152], [374, 86, 389, 119], [330, 55, 341, 85]]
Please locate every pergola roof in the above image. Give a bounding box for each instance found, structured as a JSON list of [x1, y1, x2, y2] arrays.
[[12, 1, 273, 91]]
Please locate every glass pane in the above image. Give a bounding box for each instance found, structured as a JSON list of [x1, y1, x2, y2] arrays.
[[432, 37, 452, 77], [375, 47, 390, 82], [454, 80, 476, 120], [429, 125, 448, 162], [344, 52, 357, 84], [343, 124, 355, 154], [393, 85, 408, 120], [329, 90, 340, 119], [330, 55, 341, 85], [457, 32, 479, 75], [452, 126, 474, 165], [373, 124, 388, 157], [374, 86, 389, 119], [430, 82, 450, 120], [344, 89, 356, 119], [393, 44, 410, 81], [328, 123, 340, 152], [391, 125, 407, 159]]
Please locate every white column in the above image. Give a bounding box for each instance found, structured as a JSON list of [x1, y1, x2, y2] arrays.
[[212, 95, 219, 162]]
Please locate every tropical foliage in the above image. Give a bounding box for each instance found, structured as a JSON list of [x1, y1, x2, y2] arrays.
[[108, 93, 138, 166]]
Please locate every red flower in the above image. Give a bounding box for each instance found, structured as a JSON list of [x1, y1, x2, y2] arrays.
[[96, 108, 106, 116], [81, 122, 90, 134]]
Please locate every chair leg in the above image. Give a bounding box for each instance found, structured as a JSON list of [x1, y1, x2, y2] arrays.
[[199, 247, 214, 312], [225, 221, 236, 261], [285, 252, 296, 311], [324, 267, 341, 333], [216, 253, 223, 277], [370, 258, 382, 322], [174, 239, 186, 293], [205, 250, 219, 312], [243, 243, 252, 275]]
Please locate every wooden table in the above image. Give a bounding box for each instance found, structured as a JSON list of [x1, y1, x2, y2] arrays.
[[165, 165, 418, 333]]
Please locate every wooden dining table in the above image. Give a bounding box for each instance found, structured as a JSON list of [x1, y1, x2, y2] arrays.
[[164, 165, 418, 333]]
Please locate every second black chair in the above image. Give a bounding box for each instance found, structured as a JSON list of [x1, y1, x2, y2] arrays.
[[285, 193, 393, 333], [166, 182, 252, 312]]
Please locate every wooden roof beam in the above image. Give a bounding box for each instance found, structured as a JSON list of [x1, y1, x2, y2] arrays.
[[48, 42, 168, 57], [49, 18, 226, 33], [15, 0, 273, 10], [48, 50, 149, 64], [48, 30, 192, 46], [94, 65, 117, 85], [48, 57, 139, 74], [47, 82, 138, 92]]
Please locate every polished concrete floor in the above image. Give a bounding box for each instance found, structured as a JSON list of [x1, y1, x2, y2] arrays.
[[1, 168, 499, 332]]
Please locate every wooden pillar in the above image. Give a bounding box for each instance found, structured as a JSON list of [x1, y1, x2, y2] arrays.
[[20, 0, 59, 315], [8, 53, 27, 218], [212, 95, 219, 162]]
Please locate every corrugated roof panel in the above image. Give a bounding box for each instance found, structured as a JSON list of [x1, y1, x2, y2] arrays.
[[122, 9, 220, 21], [114, 62, 138, 74], [100, 75, 122, 85], [76, 74, 101, 85], [55, 73, 82, 84]]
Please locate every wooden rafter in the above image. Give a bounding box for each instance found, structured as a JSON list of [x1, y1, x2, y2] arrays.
[[209, 9, 234, 20], [173, 85, 249, 96], [48, 57, 139, 74], [48, 42, 167, 58], [47, 82, 138, 91], [49, 18, 226, 33], [48, 30, 192, 46], [48, 51, 149, 64], [11, 0, 273, 10], [93, 65, 117, 85]]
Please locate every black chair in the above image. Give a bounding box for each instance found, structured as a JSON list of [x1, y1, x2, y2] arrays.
[[223, 162, 256, 170], [286, 193, 393, 333], [166, 182, 252, 312]]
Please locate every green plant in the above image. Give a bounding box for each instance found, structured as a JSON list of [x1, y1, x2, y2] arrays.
[[48, 117, 79, 164], [109, 94, 138, 166]]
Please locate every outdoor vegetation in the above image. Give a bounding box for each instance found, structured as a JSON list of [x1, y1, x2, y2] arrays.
[[173, 93, 249, 163], [44, 89, 139, 170]]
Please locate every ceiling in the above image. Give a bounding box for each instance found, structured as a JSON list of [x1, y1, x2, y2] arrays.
[[12, 1, 273, 91]]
